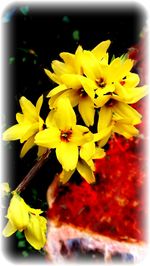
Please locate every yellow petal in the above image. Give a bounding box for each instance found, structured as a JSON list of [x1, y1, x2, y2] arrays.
[[16, 113, 24, 123], [45, 110, 56, 128], [94, 126, 113, 142], [2, 221, 17, 237], [36, 95, 43, 115], [62, 89, 80, 107], [92, 40, 111, 60], [44, 68, 61, 84], [114, 85, 148, 104], [52, 60, 73, 76], [56, 141, 78, 171], [37, 146, 48, 158], [54, 97, 76, 129], [19, 97, 37, 122], [78, 76, 96, 99], [71, 125, 93, 146], [7, 194, 29, 231], [126, 85, 148, 104], [78, 97, 95, 126], [35, 127, 60, 149], [59, 169, 75, 184], [77, 159, 95, 184], [80, 142, 95, 161], [2, 124, 30, 141], [98, 106, 112, 131], [20, 136, 35, 158], [97, 132, 112, 147], [47, 84, 68, 98], [113, 122, 139, 138], [74, 45, 83, 74], [61, 74, 82, 89], [24, 214, 47, 250], [113, 102, 142, 124], [60, 51, 75, 66], [82, 50, 102, 80], [92, 147, 105, 159], [94, 94, 111, 108], [20, 123, 39, 143]]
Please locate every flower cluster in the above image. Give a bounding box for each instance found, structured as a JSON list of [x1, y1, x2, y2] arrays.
[[3, 40, 147, 184], [2, 40, 148, 251]]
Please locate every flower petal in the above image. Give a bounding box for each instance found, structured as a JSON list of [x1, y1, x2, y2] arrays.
[[2, 124, 30, 141], [54, 97, 76, 129], [92, 40, 111, 60], [92, 147, 105, 159], [78, 97, 95, 126], [82, 50, 102, 80], [113, 122, 139, 138], [71, 125, 93, 146], [37, 147, 48, 158], [98, 106, 112, 131], [36, 95, 43, 115], [59, 169, 75, 184], [2, 221, 17, 237], [56, 142, 78, 171], [113, 102, 142, 124], [7, 194, 29, 231], [24, 214, 47, 250], [77, 159, 95, 184], [52, 60, 73, 76], [35, 127, 60, 149], [61, 74, 82, 89], [20, 136, 35, 158], [19, 97, 37, 122], [44, 68, 61, 84], [16, 113, 24, 123], [80, 142, 95, 161], [47, 84, 68, 98], [78, 76, 96, 99], [20, 123, 39, 143]]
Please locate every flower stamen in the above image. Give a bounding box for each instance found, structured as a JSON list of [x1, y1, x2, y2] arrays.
[[96, 77, 106, 88], [78, 88, 87, 98], [60, 129, 72, 142]]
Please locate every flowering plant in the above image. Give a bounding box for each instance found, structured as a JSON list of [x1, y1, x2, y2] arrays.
[[2, 40, 147, 250]]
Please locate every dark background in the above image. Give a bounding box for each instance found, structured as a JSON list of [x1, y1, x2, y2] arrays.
[[2, 1, 147, 261]]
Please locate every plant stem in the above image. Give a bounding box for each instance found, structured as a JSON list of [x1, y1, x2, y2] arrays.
[[16, 149, 51, 193]]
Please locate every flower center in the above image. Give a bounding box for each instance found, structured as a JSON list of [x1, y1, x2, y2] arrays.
[[60, 129, 72, 142], [96, 77, 106, 88], [106, 99, 116, 107], [78, 88, 87, 98]]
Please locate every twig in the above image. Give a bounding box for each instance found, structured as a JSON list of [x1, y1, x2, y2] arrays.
[[16, 149, 51, 193]]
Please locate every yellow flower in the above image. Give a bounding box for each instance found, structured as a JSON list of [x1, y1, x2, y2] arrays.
[[47, 74, 96, 126], [35, 97, 93, 171], [2, 95, 46, 158], [44, 45, 83, 85], [97, 102, 141, 146], [3, 193, 47, 250], [46, 40, 111, 126], [59, 129, 110, 184], [44, 40, 110, 85]]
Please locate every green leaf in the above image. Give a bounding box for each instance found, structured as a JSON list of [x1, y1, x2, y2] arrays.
[[62, 16, 70, 23], [22, 250, 29, 257], [9, 57, 15, 64], [16, 231, 24, 240], [72, 30, 80, 41], [18, 240, 26, 248], [20, 6, 29, 16]]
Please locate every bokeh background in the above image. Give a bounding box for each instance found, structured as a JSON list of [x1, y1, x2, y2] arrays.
[[2, 2, 147, 262]]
